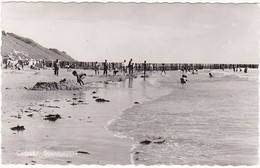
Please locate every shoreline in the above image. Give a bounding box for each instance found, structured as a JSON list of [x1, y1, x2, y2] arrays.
[[104, 72, 175, 165]]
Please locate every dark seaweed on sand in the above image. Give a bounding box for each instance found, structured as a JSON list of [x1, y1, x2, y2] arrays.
[[44, 114, 61, 121], [27, 114, 33, 117], [96, 98, 110, 102], [140, 140, 151, 145], [45, 105, 60, 108], [77, 151, 90, 155], [70, 103, 78, 106], [153, 140, 166, 144], [11, 125, 25, 131]]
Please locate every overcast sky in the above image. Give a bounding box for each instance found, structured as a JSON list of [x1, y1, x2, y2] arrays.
[[1, 2, 260, 63]]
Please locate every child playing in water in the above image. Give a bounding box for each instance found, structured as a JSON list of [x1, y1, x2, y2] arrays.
[[72, 71, 86, 86]]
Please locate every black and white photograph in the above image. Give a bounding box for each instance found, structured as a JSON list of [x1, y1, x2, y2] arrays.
[[1, 0, 259, 166]]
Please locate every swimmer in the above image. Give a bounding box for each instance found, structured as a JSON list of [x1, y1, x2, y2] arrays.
[[72, 70, 86, 86], [180, 77, 186, 84], [244, 67, 248, 73], [209, 73, 213, 78], [180, 75, 188, 84]]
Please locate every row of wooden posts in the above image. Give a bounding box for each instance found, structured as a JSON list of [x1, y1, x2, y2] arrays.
[[56, 61, 258, 70]]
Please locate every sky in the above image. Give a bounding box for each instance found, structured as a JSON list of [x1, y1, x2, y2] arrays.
[[1, 2, 260, 63]]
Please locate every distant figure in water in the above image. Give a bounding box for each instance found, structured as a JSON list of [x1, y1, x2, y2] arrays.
[[209, 73, 213, 78], [53, 59, 60, 76], [72, 71, 86, 86], [180, 75, 188, 84], [240, 68, 242, 72], [244, 67, 248, 73], [180, 77, 187, 84], [161, 64, 166, 75]]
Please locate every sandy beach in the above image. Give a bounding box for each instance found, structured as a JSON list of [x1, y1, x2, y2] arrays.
[[1, 68, 143, 165]]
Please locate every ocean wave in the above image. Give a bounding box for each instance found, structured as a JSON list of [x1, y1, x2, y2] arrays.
[[106, 70, 258, 165]]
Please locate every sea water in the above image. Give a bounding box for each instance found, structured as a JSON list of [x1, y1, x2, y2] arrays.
[[107, 69, 259, 166]]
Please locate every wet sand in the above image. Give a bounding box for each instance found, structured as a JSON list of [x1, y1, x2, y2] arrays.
[[1, 68, 142, 165]]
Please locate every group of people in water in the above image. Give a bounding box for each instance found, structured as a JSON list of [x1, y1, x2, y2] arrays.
[[180, 66, 249, 84], [233, 65, 248, 73], [53, 58, 252, 86]]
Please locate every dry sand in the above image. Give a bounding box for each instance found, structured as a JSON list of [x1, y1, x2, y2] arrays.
[[1, 68, 137, 165]]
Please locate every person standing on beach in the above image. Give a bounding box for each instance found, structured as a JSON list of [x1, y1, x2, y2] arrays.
[[128, 59, 133, 75], [143, 60, 147, 77], [149, 64, 153, 73], [103, 60, 108, 76], [131, 63, 135, 74], [94, 61, 100, 75], [122, 60, 127, 75], [53, 59, 59, 76], [161, 64, 166, 75]]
